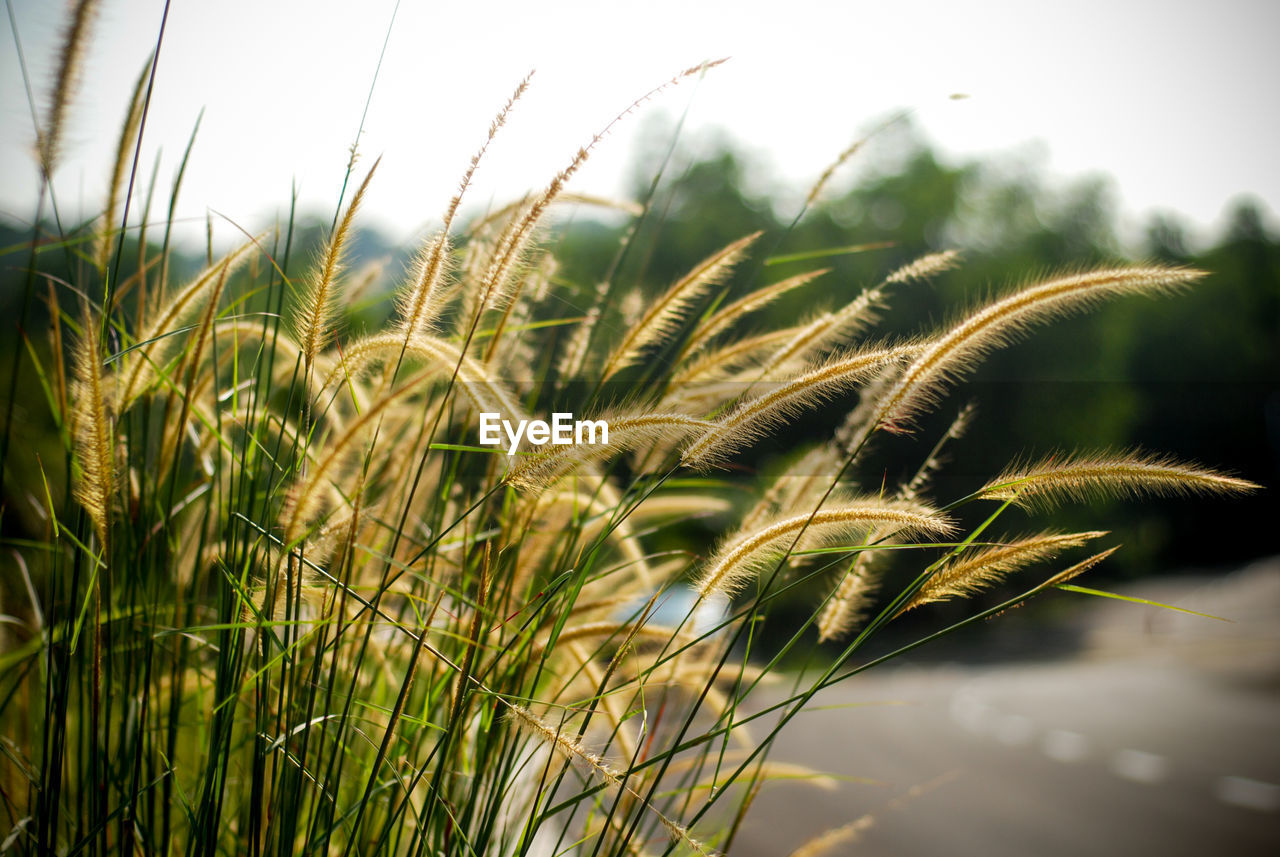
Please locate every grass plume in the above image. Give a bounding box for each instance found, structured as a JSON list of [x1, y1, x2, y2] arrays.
[[682, 344, 916, 468], [603, 231, 762, 379], [978, 450, 1261, 508], [695, 501, 952, 599], [36, 0, 100, 179], [866, 266, 1205, 435], [899, 530, 1108, 613], [70, 304, 113, 547], [295, 158, 381, 368]]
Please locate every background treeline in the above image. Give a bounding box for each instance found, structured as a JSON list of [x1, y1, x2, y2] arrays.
[[3, 118, 1275, 580]]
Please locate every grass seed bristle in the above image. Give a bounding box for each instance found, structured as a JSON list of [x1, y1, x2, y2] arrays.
[[696, 501, 952, 600], [868, 266, 1206, 435], [979, 450, 1261, 508], [900, 530, 1109, 613]]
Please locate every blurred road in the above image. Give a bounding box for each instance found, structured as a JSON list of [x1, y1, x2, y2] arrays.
[[732, 558, 1280, 856]]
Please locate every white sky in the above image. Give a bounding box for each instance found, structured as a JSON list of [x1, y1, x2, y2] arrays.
[[3, 0, 1278, 248]]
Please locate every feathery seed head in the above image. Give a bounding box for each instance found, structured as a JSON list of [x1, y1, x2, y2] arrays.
[[695, 500, 952, 600], [900, 530, 1109, 613], [603, 231, 762, 380], [979, 450, 1260, 509], [869, 265, 1205, 434], [37, 0, 100, 180], [295, 158, 381, 366], [884, 249, 961, 285], [681, 344, 916, 469], [71, 306, 114, 547], [507, 413, 711, 491]]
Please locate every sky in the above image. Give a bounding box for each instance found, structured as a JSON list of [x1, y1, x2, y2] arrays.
[[2, 0, 1278, 249]]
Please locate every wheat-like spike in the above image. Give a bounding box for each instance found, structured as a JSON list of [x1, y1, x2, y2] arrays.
[[320, 331, 525, 422], [294, 158, 380, 367], [671, 253, 949, 392], [681, 345, 916, 469], [468, 195, 539, 320], [865, 265, 1205, 436], [602, 231, 762, 380], [414, 70, 530, 332], [506, 704, 623, 787], [507, 413, 711, 491], [282, 364, 444, 543], [95, 56, 149, 274], [118, 235, 262, 408], [628, 494, 734, 523], [757, 251, 955, 382], [1036, 545, 1122, 590], [668, 328, 798, 390], [36, 0, 100, 179], [885, 249, 962, 284], [755, 288, 888, 381], [71, 305, 113, 547], [800, 110, 908, 212], [694, 501, 952, 600], [900, 530, 1108, 613], [977, 450, 1261, 508], [681, 268, 828, 359], [483, 244, 558, 361], [818, 401, 978, 640], [157, 258, 234, 476], [394, 231, 452, 337], [473, 60, 727, 335], [446, 73, 531, 234], [787, 816, 876, 857], [488, 253, 559, 370], [468, 192, 643, 236], [815, 557, 883, 643], [654, 815, 717, 857]]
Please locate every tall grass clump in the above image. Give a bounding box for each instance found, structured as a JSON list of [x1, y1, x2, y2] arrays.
[[0, 10, 1260, 856]]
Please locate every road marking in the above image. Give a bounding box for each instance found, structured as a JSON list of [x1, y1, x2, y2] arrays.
[[1213, 775, 1280, 812], [1110, 748, 1171, 784], [1041, 729, 1089, 763]]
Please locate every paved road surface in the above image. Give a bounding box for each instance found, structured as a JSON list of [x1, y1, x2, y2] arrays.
[[729, 559, 1280, 856]]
